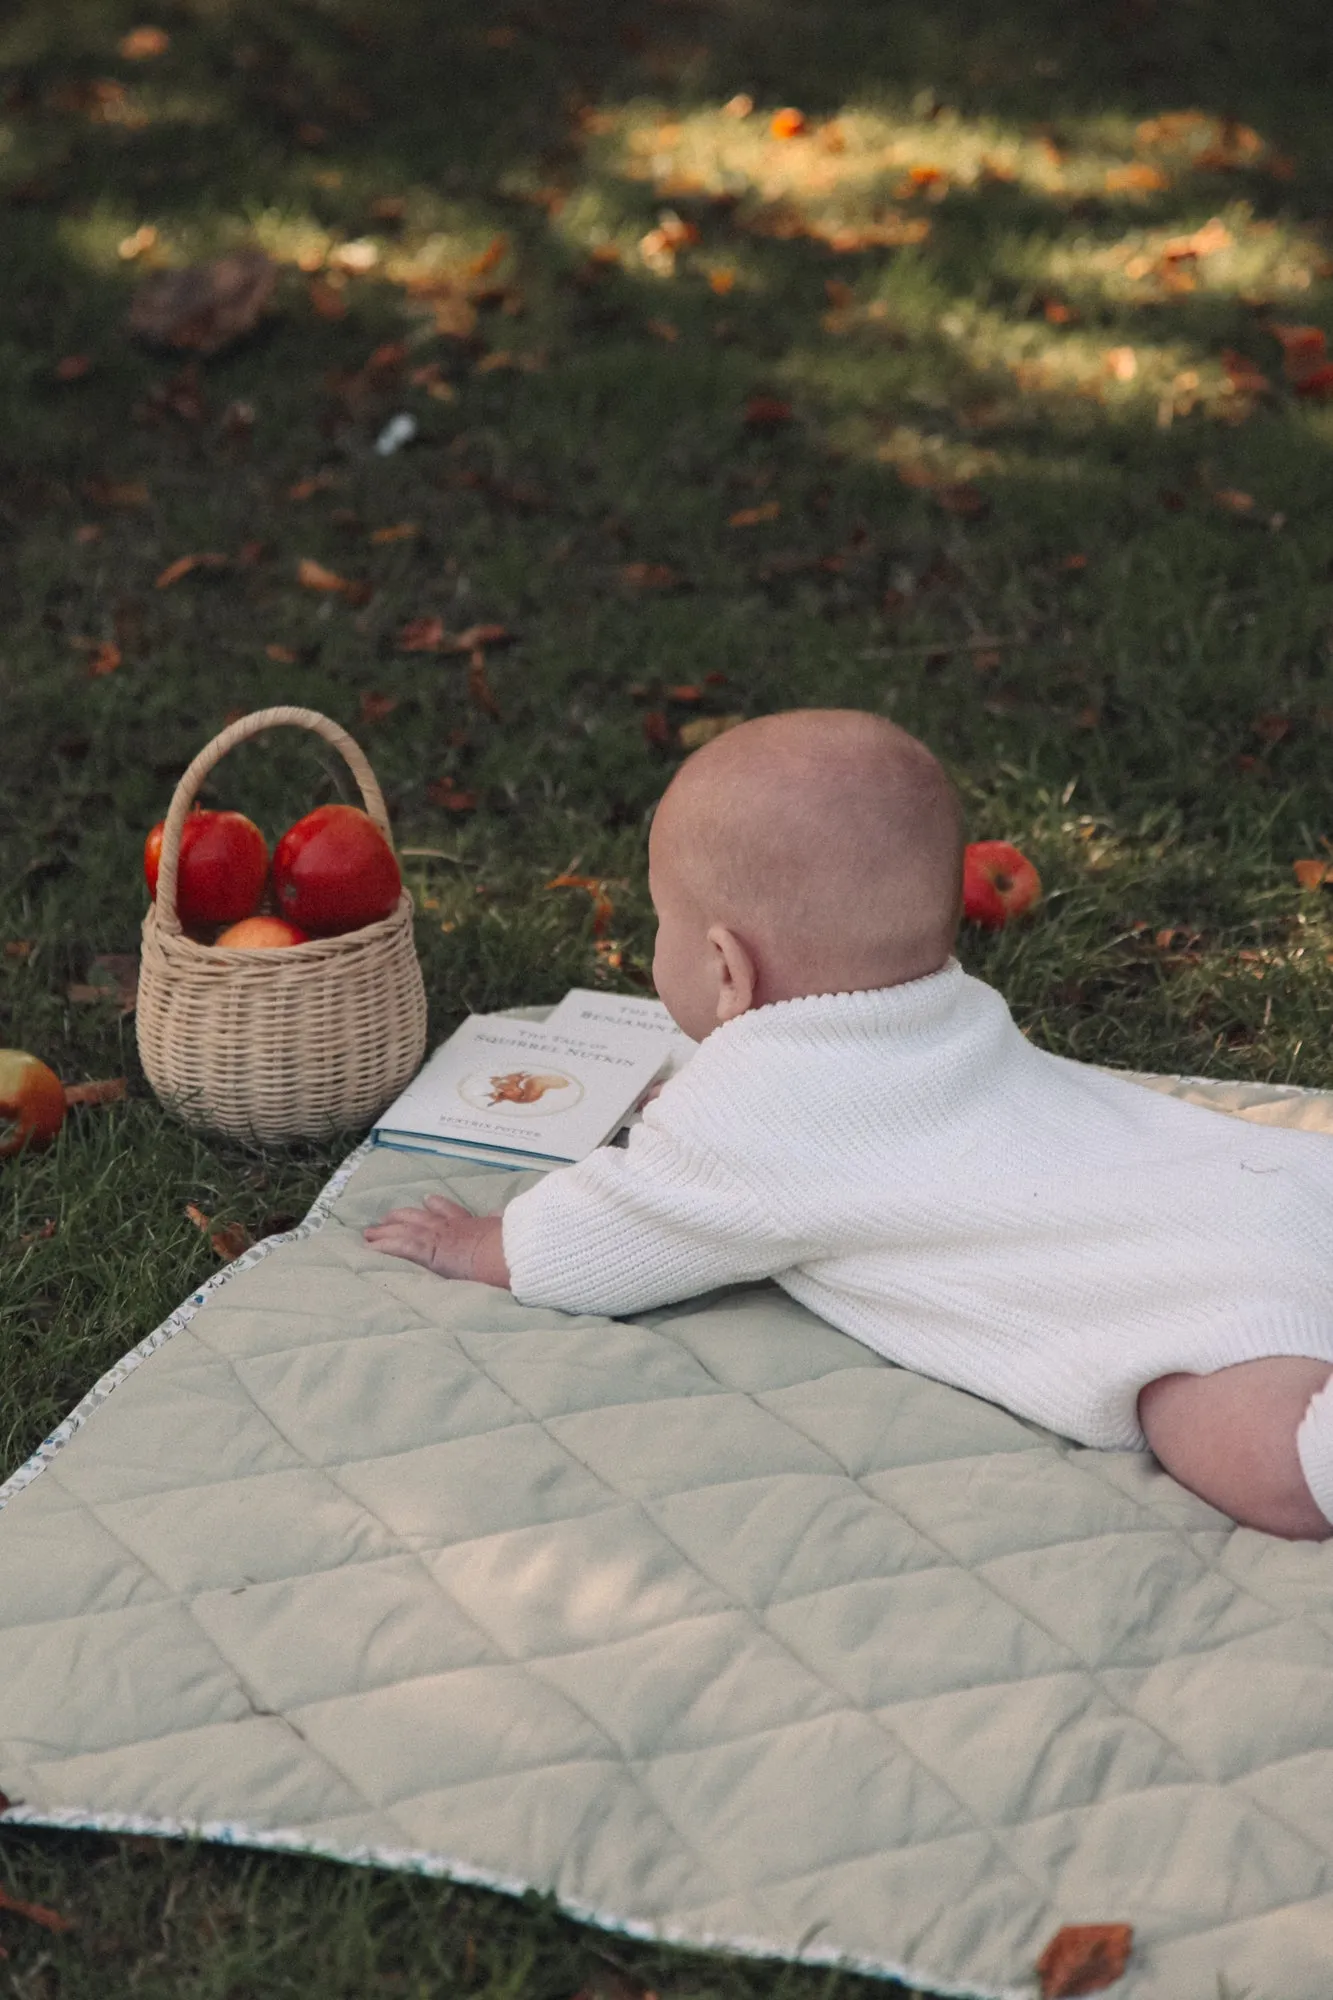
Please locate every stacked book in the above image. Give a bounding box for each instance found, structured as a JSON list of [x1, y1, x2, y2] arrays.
[[372, 989, 695, 1171]]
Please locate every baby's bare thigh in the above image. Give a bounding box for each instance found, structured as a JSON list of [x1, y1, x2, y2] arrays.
[[1138, 1356, 1333, 1539]]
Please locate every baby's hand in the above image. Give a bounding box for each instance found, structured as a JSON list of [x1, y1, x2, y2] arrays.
[[363, 1195, 510, 1288]]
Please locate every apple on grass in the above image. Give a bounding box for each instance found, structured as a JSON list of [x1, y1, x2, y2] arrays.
[[0, 1050, 66, 1157], [962, 841, 1042, 929]]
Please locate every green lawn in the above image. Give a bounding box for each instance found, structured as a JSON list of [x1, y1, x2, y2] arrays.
[[2, 0, 1332, 1989]]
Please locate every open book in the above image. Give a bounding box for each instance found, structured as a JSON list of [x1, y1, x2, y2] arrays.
[[371, 989, 695, 1170]]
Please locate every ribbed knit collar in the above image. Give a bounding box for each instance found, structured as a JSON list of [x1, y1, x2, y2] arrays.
[[700, 956, 973, 1053]]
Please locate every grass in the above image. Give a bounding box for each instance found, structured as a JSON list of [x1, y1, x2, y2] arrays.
[[1, 0, 1332, 1988]]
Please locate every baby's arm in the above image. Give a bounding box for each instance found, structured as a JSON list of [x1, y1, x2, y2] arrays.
[[1138, 1356, 1333, 1539], [364, 1195, 511, 1288]]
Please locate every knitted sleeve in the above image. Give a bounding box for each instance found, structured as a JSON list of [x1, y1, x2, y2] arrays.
[[500, 1115, 821, 1318]]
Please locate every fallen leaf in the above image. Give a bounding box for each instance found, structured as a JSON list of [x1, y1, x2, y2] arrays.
[[667, 684, 702, 703], [547, 873, 615, 935], [1159, 217, 1232, 263], [906, 164, 945, 189], [644, 318, 679, 343], [55, 353, 92, 381], [118, 24, 169, 58], [1294, 859, 1333, 890], [154, 551, 227, 588], [408, 360, 456, 401], [75, 524, 102, 543], [0, 1886, 76, 1935], [770, 107, 807, 139], [66, 954, 137, 1013], [185, 1203, 251, 1263], [427, 777, 478, 811], [1036, 1922, 1133, 1998], [1220, 349, 1269, 395], [1061, 553, 1089, 570], [1294, 363, 1333, 400], [1104, 346, 1138, 382], [450, 622, 514, 653], [82, 478, 149, 508], [359, 691, 398, 723], [297, 557, 372, 605], [63, 1078, 126, 1108], [620, 562, 681, 589], [1214, 487, 1255, 514], [17, 1217, 57, 1246], [128, 248, 277, 356], [1105, 163, 1169, 193], [1041, 297, 1076, 324], [468, 235, 508, 277], [287, 473, 333, 501], [3, 941, 33, 960], [1251, 711, 1290, 742], [642, 708, 670, 748], [707, 266, 736, 294], [307, 276, 348, 320], [467, 648, 502, 719], [398, 616, 446, 652], [935, 481, 987, 518], [679, 714, 744, 749], [744, 395, 793, 429], [369, 521, 418, 544], [117, 223, 158, 261], [727, 501, 781, 526], [73, 639, 122, 677], [1268, 321, 1329, 392], [265, 642, 298, 663]]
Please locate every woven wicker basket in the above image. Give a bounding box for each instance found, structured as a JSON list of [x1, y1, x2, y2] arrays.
[[136, 706, 427, 1142]]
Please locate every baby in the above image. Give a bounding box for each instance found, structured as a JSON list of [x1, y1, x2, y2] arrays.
[[366, 708, 1333, 1540]]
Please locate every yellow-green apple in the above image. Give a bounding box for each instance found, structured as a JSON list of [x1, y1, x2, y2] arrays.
[[0, 1050, 66, 1157], [962, 841, 1042, 929]]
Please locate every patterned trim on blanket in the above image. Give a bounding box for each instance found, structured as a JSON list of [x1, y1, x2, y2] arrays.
[[0, 1140, 373, 1516]]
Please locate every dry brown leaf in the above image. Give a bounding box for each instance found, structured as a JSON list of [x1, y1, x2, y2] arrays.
[[707, 266, 736, 294], [450, 623, 513, 654], [296, 557, 372, 605], [1294, 859, 1333, 890], [679, 714, 744, 749], [67, 954, 138, 1013], [727, 501, 781, 527], [4, 941, 33, 960], [73, 639, 122, 677], [620, 562, 681, 589], [359, 691, 398, 723], [468, 235, 508, 277], [1105, 163, 1169, 193], [369, 522, 418, 544], [119, 24, 169, 58], [644, 318, 679, 343], [83, 478, 149, 508], [467, 648, 502, 719], [55, 353, 92, 381], [398, 616, 446, 652], [667, 684, 702, 703], [1220, 349, 1269, 394], [1036, 1922, 1133, 1998], [63, 1077, 126, 1108], [935, 481, 987, 518], [642, 709, 670, 749], [287, 473, 333, 501], [1160, 216, 1231, 262], [265, 642, 298, 663], [427, 777, 478, 812], [0, 1885, 76, 1935], [744, 395, 793, 428], [128, 249, 277, 356], [307, 277, 348, 320], [547, 873, 615, 935], [1268, 321, 1327, 381], [1214, 488, 1255, 514], [185, 1203, 251, 1263], [154, 551, 227, 589]]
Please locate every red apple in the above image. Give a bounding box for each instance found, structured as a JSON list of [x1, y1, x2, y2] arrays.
[[215, 916, 309, 949], [962, 840, 1041, 929], [0, 1050, 66, 1157]]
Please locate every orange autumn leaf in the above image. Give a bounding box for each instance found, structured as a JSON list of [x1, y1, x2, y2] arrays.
[[118, 24, 169, 58], [621, 562, 681, 589], [1268, 322, 1328, 387], [359, 691, 398, 724], [297, 557, 372, 605], [467, 648, 503, 719], [369, 522, 418, 544], [1104, 345, 1138, 382], [770, 107, 807, 139], [154, 551, 227, 589], [287, 472, 334, 501], [707, 266, 736, 294], [727, 500, 781, 527], [185, 1203, 251, 1263], [73, 638, 122, 676], [1293, 859, 1333, 890], [63, 1077, 127, 1108], [1294, 362, 1333, 400], [265, 642, 298, 663], [0, 1885, 76, 1935], [397, 616, 446, 652], [427, 776, 477, 812], [547, 873, 615, 936], [907, 164, 945, 187], [1036, 1922, 1133, 1998], [1105, 163, 1170, 193], [467, 234, 508, 277], [744, 395, 793, 428]]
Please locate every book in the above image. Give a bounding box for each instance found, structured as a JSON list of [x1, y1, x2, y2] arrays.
[[371, 1010, 673, 1169], [544, 988, 696, 1080]]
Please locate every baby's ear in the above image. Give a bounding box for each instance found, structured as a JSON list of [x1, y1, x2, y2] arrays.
[[708, 924, 756, 1024]]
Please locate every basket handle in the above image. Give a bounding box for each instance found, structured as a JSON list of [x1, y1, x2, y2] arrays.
[[154, 705, 394, 936]]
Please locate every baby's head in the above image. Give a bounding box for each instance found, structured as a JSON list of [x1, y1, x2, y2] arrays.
[[649, 708, 962, 1039]]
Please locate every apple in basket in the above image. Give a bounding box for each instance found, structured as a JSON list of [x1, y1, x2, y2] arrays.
[[144, 809, 269, 929], [271, 804, 401, 936], [0, 1049, 66, 1157], [215, 916, 310, 949], [962, 841, 1042, 929]]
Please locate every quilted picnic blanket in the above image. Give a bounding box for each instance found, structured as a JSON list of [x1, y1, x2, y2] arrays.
[[5, 1069, 1333, 2000]]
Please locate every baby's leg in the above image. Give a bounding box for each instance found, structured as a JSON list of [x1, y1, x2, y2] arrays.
[[1138, 1357, 1333, 1539]]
